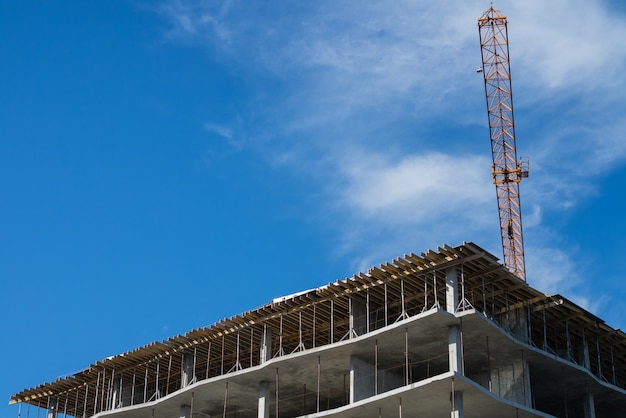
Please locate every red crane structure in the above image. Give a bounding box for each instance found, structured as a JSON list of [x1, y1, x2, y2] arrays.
[[478, 6, 529, 281]]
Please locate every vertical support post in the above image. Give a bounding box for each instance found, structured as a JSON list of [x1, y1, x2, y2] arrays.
[[348, 298, 354, 338], [611, 345, 617, 385], [83, 384, 88, 418], [275, 369, 279, 418], [481, 276, 486, 314], [423, 274, 428, 312], [100, 368, 106, 412], [222, 382, 229, 418], [278, 315, 284, 356], [46, 397, 57, 418], [542, 304, 547, 351], [250, 328, 255, 367], [330, 300, 334, 343], [261, 324, 272, 364], [313, 304, 317, 348], [206, 341, 212, 380], [93, 372, 100, 415], [316, 357, 321, 413], [566, 319, 572, 362], [582, 381, 596, 418], [384, 283, 388, 327], [258, 381, 270, 418], [193, 347, 197, 382], [450, 378, 464, 418], [143, 365, 148, 403], [448, 325, 462, 374], [405, 328, 409, 385], [154, 362, 159, 400], [581, 329, 591, 370], [73, 390, 78, 418], [235, 330, 242, 370], [433, 269, 440, 309], [366, 289, 370, 333], [491, 282, 495, 319], [131, 368, 136, 406], [400, 279, 407, 320], [596, 337, 602, 378], [375, 340, 379, 396], [109, 369, 116, 409], [445, 267, 458, 314], [505, 288, 510, 331], [486, 337, 492, 392], [180, 404, 191, 418], [182, 352, 194, 388], [166, 355, 172, 396], [221, 335, 225, 375], [298, 311, 304, 350], [562, 367, 568, 418]]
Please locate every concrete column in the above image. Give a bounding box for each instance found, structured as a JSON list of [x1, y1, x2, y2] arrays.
[[583, 390, 596, 418], [350, 356, 372, 403], [258, 381, 270, 418], [260, 326, 272, 364], [180, 404, 191, 418], [46, 398, 58, 418], [451, 391, 464, 418], [446, 267, 459, 314], [448, 325, 463, 374], [580, 339, 591, 370], [349, 297, 367, 337], [350, 355, 402, 402], [182, 353, 194, 388], [509, 307, 529, 343], [112, 379, 120, 409]]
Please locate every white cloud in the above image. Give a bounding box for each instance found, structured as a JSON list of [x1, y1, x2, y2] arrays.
[[339, 151, 491, 221], [204, 122, 233, 140], [154, 0, 626, 303]]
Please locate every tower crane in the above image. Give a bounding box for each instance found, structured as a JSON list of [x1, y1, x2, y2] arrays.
[[478, 6, 529, 281]]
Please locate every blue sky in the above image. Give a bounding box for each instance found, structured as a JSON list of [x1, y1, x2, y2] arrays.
[[2, 1, 626, 416]]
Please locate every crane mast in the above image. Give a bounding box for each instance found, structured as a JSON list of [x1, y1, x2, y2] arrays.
[[478, 6, 528, 281]]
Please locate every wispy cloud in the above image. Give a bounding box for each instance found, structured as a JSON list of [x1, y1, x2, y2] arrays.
[[155, 0, 626, 304]]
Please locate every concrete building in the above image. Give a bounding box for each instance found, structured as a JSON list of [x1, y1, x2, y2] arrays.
[[10, 243, 626, 417]]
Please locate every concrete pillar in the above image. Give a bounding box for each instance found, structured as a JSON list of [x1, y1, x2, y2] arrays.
[[260, 326, 272, 364], [451, 391, 464, 418], [580, 339, 591, 370], [583, 390, 596, 418], [180, 404, 191, 418], [350, 356, 403, 402], [258, 381, 270, 418], [349, 297, 367, 337], [46, 398, 58, 418], [509, 307, 529, 343], [350, 356, 372, 403], [446, 267, 459, 314], [182, 353, 194, 388], [448, 325, 463, 374], [112, 379, 120, 409]]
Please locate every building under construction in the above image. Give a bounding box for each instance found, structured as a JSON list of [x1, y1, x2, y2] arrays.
[[10, 242, 626, 417]]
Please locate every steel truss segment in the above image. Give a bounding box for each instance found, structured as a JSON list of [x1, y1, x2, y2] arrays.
[[478, 6, 526, 281]]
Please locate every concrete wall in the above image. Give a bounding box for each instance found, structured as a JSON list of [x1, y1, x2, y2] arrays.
[[491, 358, 531, 406]]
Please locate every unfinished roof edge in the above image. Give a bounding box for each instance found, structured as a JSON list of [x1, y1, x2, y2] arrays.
[[10, 241, 624, 405]]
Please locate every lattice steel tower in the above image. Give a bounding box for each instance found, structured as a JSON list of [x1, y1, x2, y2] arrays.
[[478, 6, 528, 281]]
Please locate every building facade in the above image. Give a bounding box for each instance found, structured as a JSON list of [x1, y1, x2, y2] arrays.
[[11, 243, 626, 417]]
